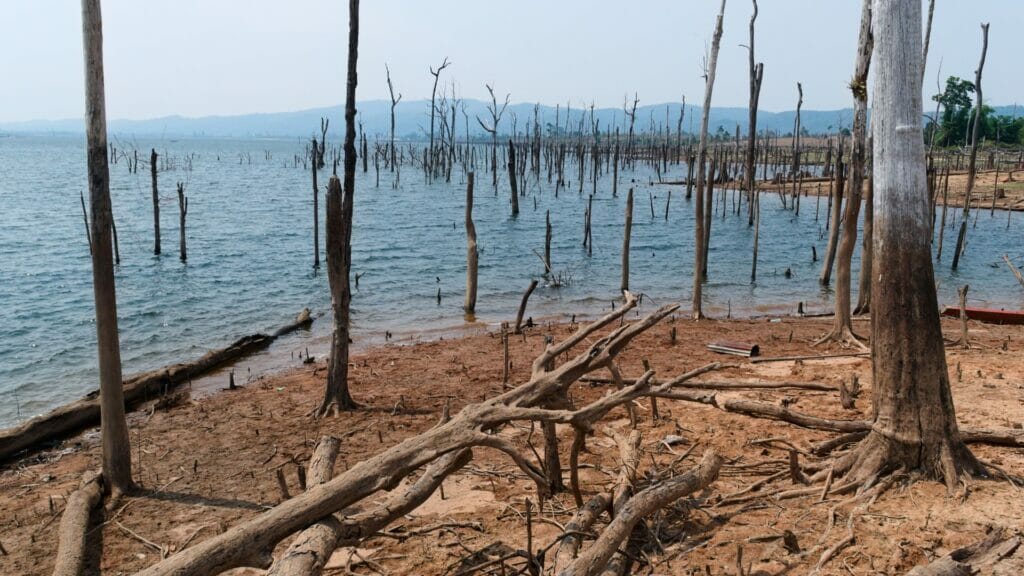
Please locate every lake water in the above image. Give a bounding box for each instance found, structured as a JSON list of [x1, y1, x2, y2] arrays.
[[1, 133, 1022, 427]]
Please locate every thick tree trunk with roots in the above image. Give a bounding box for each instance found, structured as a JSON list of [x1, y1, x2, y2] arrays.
[[319, 0, 360, 416], [816, 0, 871, 347], [836, 0, 983, 490], [82, 0, 133, 497]]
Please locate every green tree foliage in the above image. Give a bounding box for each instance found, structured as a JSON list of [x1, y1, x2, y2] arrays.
[[926, 76, 1024, 146]]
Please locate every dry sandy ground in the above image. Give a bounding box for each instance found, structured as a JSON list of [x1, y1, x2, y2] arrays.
[[1, 313, 1023, 575]]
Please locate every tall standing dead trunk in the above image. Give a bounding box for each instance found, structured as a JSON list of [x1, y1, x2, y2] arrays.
[[428, 57, 451, 178], [319, 0, 360, 416], [81, 0, 132, 496], [951, 23, 989, 271], [745, 0, 761, 282], [692, 0, 726, 320], [150, 148, 160, 255], [464, 172, 478, 313], [817, 0, 872, 346], [819, 146, 845, 285], [509, 139, 519, 216], [621, 188, 633, 292], [385, 64, 401, 172], [836, 0, 983, 489], [177, 183, 187, 262], [312, 137, 320, 270], [854, 164, 874, 314]]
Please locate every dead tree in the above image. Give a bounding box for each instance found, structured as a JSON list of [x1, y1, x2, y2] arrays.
[[428, 57, 451, 176], [951, 23, 989, 270], [81, 0, 133, 496], [319, 0, 360, 416], [514, 279, 538, 334], [816, 0, 872, 348], [921, 0, 936, 86], [385, 63, 401, 172], [819, 145, 845, 285], [476, 83, 510, 188], [621, 188, 633, 292], [311, 137, 320, 269], [692, 0, 726, 319], [1004, 254, 1024, 288], [745, 0, 764, 283], [464, 172, 478, 313], [177, 183, 187, 262], [509, 139, 520, 216], [134, 293, 723, 576], [318, 118, 328, 169], [834, 0, 983, 489], [150, 148, 160, 255]]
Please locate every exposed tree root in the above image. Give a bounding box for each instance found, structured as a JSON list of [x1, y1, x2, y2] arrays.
[[53, 471, 104, 576], [812, 324, 869, 350]]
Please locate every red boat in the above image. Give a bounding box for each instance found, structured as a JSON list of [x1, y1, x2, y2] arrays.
[[940, 306, 1024, 325]]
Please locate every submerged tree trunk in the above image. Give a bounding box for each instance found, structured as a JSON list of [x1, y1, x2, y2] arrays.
[[692, 0, 726, 319], [837, 0, 982, 489], [150, 148, 160, 255], [312, 137, 320, 270], [81, 0, 133, 496], [745, 0, 764, 284], [464, 172, 477, 313], [177, 183, 187, 262], [951, 23, 989, 270], [509, 139, 519, 216], [320, 0, 360, 416], [621, 188, 633, 292]]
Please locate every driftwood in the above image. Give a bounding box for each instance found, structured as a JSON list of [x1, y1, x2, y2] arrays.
[[136, 292, 722, 576], [0, 309, 313, 463], [749, 352, 870, 364], [52, 471, 103, 576], [906, 527, 1020, 576], [582, 376, 836, 392], [1004, 254, 1024, 289]]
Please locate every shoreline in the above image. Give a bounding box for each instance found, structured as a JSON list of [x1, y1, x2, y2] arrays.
[[0, 312, 1021, 574]]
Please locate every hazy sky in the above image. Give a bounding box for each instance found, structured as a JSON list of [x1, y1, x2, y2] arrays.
[[1, 1, 1019, 122]]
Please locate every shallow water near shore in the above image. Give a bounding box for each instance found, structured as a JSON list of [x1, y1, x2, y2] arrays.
[[1, 133, 1022, 427]]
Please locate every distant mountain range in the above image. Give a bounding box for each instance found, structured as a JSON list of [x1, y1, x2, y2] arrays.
[[2, 100, 1021, 140]]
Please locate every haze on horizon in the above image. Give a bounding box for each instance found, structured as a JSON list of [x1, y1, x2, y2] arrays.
[[1, 0, 1021, 123]]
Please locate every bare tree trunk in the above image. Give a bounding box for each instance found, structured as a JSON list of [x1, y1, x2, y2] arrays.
[[386, 64, 401, 173], [921, 0, 936, 86], [951, 23, 989, 270], [837, 0, 982, 489], [150, 148, 160, 255], [544, 209, 552, 275], [464, 172, 478, 313], [819, 147, 844, 285], [745, 2, 764, 282], [692, 0, 726, 320], [509, 139, 519, 216], [312, 137, 320, 269], [621, 188, 633, 292], [319, 0, 360, 416], [81, 0, 132, 496], [53, 471, 103, 576], [514, 280, 538, 335], [177, 183, 187, 262], [854, 171, 873, 314], [818, 0, 872, 346]]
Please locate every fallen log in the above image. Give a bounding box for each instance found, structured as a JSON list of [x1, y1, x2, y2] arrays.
[[0, 309, 313, 463], [52, 471, 103, 576], [1004, 254, 1024, 289], [906, 527, 1021, 576], [749, 352, 870, 364], [582, 376, 837, 392]]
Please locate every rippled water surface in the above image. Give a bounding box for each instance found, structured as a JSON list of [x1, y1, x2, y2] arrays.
[[1, 133, 1022, 427]]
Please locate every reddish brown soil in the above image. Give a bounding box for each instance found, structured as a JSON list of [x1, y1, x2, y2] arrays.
[[1, 314, 1023, 575]]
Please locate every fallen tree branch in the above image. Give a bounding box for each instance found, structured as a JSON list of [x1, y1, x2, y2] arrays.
[[906, 526, 1020, 575], [559, 450, 723, 576]]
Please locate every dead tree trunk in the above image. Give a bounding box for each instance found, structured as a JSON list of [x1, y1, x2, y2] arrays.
[[514, 279, 538, 334], [544, 209, 552, 276], [509, 139, 520, 216], [819, 147, 844, 285], [854, 170, 874, 314], [311, 137, 320, 269], [319, 0, 360, 416], [464, 172, 478, 313], [1004, 254, 1024, 288], [81, 0, 132, 496], [817, 0, 872, 347], [745, 0, 764, 284], [835, 0, 983, 489], [621, 188, 633, 292], [150, 148, 160, 255], [386, 64, 401, 172], [951, 23, 989, 270], [177, 183, 187, 262], [692, 0, 726, 320]]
